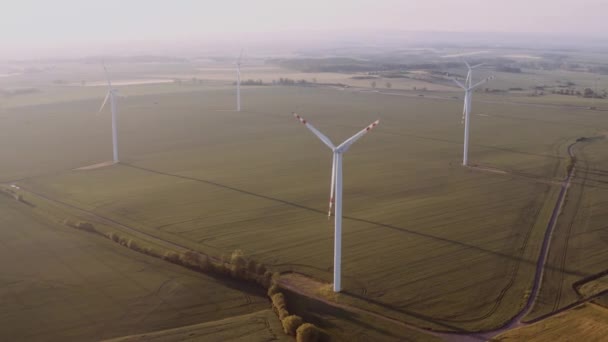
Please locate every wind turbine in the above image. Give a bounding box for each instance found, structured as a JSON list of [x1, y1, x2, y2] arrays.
[[293, 112, 379, 292], [99, 64, 119, 163], [452, 63, 494, 166], [236, 49, 243, 112], [460, 61, 484, 123]]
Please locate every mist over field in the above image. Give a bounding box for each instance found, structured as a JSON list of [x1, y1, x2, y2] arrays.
[[2, 1, 608, 342]]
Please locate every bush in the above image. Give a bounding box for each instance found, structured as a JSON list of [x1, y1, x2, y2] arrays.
[[180, 250, 206, 269], [296, 323, 320, 342], [110, 232, 120, 243], [231, 263, 246, 279], [267, 284, 281, 297], [210, 260, 231, 276], [163, 251, 180, 263], [142, 246, 159, 257], [127, 239, 141, 252], [247, 259, 258, 274], [271, 293, 289, 319], [282, 315, 303, 336], [74, 221, 96, 232], [255, 263, 267, 275], [230, 250, 246, 267], [230, 250, 247, 278], [260, 270, 273, 288]]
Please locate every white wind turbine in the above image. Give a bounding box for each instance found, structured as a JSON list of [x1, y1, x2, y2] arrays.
[[293, 113, 379, 292], [236, 49, 243, 112], [99, 65, 120, 163], [452, 62, 494, 166]]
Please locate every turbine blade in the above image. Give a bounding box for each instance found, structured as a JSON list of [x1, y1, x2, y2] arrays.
[[452, 78, 466, 90], [461, 100, 466, 124], [292, 113, 335, 150], [99, 92, 110, 112], [328, 153, 337, 218], [463, 60, 471, 70], [336, 119, 380, 152], [470, 75, 495, 90], [471, 63, 484, 69]]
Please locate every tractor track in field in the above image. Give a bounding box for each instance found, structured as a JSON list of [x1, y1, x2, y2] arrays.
[[440, 140, 567, 325], [2, 138, 593, 341], [552, 152, 587, 312], [437, 140, 585, 341]]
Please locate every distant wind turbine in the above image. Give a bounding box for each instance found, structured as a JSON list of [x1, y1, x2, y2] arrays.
[[98, 64, 120, 163], [236, 49, 243, 112], [293, 112, 379, 292], [452, 63, 494, 166]]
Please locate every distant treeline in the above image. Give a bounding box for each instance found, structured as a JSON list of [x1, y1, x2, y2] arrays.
[[82, 55, 187, 64], [269, 57, 463, 73], [0, 87, 41, 96]]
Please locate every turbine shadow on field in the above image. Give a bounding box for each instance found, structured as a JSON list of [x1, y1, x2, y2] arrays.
[[342, 291, 487, 339], [123, 163, 590, 279], [283, 288, 412, 339]]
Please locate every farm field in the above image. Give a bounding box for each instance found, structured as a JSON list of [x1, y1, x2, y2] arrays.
[[525, 136, 608, 320], [595, 294, 608, 308], [104, 309, 289, 342], [5, 74, 606, 335], [4, 0, 608, 339], [0, 194, 270, 342], [494, 303, 608, 342]]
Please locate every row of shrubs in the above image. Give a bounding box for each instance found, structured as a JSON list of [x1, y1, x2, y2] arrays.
[[64, 219, 320, 341], [0, 187, 30, 206]]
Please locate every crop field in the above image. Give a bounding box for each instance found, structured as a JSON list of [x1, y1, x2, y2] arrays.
[[105, 309, 289, 342], [2, 56, 608, 338], [0, 195, 270, 342], [526, 136, 608, 320], [494, 303, 608, 342], [596, 294, 608, 308]]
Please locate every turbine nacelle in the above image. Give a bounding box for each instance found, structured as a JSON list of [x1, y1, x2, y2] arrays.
[[452, 75, 495, 92], [292, 112, 379, 217]]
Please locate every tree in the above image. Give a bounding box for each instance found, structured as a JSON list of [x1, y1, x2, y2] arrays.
[[371, 81, 377, 89], [312, 78, 317, 84], [386, 82, 392, 89]]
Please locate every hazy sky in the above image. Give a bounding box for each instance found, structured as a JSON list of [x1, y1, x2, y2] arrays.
[[2, 0, 607, 59]]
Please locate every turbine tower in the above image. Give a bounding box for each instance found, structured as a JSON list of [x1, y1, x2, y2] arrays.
[[99, 65, 120, 163], [293, 112, 379, 292], [236, 49, 243, 112], [452, 63, 494, 166]]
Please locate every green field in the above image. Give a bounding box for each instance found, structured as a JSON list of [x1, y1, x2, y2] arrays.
[[2, 52, 608, 339], [0, 195, 269, 341], [525, 136, 608, 320], [104, 309, 289, 342]]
